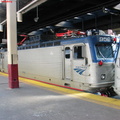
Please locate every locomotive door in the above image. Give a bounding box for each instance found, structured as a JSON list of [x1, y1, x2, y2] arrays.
[[72, 45, 86, 81], [64, 46, 73, 80], [63, 44, 86, 81]]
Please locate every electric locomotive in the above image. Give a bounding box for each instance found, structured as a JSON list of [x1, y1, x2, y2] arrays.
[[0, 29, 119, 95]]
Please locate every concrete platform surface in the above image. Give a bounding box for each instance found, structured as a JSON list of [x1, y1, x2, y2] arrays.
[[0, 73, 120, 120]]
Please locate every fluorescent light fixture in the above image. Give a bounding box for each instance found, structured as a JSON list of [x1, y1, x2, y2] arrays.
[[74, 17, 81, 19], [114, 3, 120, 10], [103, 7, 110, 13], [55, 21, 74, 27], [0, 24, 3, 32], [17, 12, 23, 22], [87, 13, 93, 15]]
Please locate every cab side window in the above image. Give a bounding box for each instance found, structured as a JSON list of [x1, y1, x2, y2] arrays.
[[74, 46, 83, 59], [65, 47, 70, 59]]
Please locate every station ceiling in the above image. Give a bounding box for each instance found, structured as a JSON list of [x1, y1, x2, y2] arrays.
[[0, 0, 120, 42]]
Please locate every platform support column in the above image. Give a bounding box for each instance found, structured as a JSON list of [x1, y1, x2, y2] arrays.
[[6, 0, 19, 88]]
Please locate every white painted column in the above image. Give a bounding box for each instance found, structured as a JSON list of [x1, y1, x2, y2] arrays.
[[6, 0, 19, 88]]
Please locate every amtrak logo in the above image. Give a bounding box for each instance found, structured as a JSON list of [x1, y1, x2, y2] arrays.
[[74, 66, 87, 75]]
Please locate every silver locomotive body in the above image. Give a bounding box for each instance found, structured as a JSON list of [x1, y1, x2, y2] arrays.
[[0, 35, 118, 92]]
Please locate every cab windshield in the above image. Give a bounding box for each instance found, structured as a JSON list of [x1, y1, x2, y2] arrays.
[[95, 44, 114, 59]]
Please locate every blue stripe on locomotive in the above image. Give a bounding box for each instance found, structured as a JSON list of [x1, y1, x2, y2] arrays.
[[61, 35, 116, 63]]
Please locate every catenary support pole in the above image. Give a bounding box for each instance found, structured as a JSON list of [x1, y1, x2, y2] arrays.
[[6, 0, 19, 88]]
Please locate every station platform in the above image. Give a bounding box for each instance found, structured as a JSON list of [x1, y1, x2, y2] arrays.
[[0, 72, 120, 120]]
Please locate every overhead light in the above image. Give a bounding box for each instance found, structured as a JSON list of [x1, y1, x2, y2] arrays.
[[34, 6, 39, 22], [46, 26, 54, 29], [34, 17, 39, 22], [114, 3, 120, 10], [17, 12, 23, 22], [28, 31, 38, 35], [103, 7, 119, 15], [87, 13, 93, 15], [55, 21, 74, 28], [74, 17, 81, 19], [0, 24, 3, 32], [39, 28, 44, 30], [103, 7, 110, 13], [39, 28, 47, 32]]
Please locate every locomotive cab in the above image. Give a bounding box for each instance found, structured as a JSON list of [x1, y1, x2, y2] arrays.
[[85, 35, 119, 92], [62, 35, 119, 92]]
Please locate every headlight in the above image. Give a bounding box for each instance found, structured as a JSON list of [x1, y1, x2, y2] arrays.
[[101, 74, 106, 80]]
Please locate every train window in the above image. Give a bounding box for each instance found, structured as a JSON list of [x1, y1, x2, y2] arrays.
[[95, 44, 113, 58], [54, 41, 60, 46], [46, 43, 53, 46], [65, 47, 70, 59], [74, 46, 83, 59], [32, 36, 35, 40], [29, 37, 33, 41], [40, 44, 45, 47]]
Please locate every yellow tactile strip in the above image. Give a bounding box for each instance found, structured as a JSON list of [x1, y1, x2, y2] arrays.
[[0, 72, 120, 109]]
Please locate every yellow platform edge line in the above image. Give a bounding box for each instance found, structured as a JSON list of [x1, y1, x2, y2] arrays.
[[0, 72, 120, 109], [20, 77, 120, 109]]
